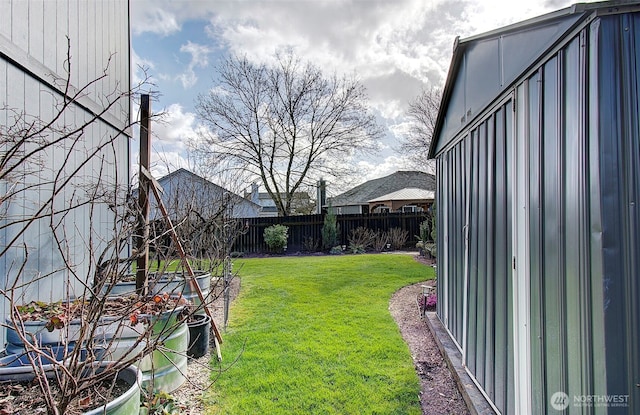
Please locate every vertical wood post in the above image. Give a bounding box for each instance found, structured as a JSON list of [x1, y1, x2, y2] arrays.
[[136, 94, 151, 295]]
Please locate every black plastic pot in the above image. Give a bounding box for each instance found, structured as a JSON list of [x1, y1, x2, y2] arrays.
[[187, 314, 211, 358]]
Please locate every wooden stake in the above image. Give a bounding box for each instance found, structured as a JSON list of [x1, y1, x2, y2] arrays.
[[136, 94, 150, 296], [141, 166, 224, 350]]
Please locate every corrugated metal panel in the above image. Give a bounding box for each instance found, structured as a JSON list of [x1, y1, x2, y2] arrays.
[[437, 100, 515, 414], [596, 13, 640, 414], [42, 0, 57, 69], [69, 0, 81, 91], [77, 0, 88, 89], [432, 11, 586, 157], [467, 103, 515, 414], [55, 0, 68, 78], [11, 1, 28, 52], [522, 20, 638, 413], [453, 141, 465, 344], [0, 1, 10, 40], [508, 24, 611, 414], [28, 1, 44, 62], [0, 0, 130, 130]]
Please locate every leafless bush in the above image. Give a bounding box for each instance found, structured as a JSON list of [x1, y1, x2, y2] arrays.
[[372, 230, 389, 252], [302, 236, 320, 252], [388, 227, 409, 250], [348, 227, 376, 253], [0, 42, 242, 414]]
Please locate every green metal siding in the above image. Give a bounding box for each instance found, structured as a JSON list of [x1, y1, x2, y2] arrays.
[[436, 101, 515, 414], [526, 16, 640, 413], [597, 13, 640, 414], [434, 5, 640, 414]]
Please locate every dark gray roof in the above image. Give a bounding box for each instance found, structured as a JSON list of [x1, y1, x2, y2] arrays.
[[328, 171, 436, 207], [156, 168, 261, 210], [428, 1, 632, 158]]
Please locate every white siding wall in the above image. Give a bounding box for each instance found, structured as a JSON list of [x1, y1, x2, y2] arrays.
[[0, 1, 130, 336], [1, 0, 130, 127]]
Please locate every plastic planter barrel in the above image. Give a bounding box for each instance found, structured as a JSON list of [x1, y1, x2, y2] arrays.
[[187, 314, 210, 358], [0, 363, 142, 415]]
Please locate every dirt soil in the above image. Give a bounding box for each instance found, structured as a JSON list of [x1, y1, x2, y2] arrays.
[[389, 256, 470, 415], [0, 374, 130, 415], [175, 256, 470, 414]]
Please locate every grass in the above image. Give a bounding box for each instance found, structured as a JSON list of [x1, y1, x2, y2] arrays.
[[204, 254, 435, 415]]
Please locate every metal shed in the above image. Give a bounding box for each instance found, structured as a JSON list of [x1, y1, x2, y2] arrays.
[[429, 2, 640, 413]]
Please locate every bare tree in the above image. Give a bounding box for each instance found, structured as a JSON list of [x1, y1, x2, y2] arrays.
[[399, 87, 442, 173], [194, 51, 383, 216]]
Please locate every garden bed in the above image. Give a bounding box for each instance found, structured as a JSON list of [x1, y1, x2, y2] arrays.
[[0, 375, 131, 415]]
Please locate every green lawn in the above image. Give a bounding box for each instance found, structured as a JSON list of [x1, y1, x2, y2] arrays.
[[204, 254, 434, 415]]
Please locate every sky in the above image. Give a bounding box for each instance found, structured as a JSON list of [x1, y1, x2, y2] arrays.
[[129, 0, 582, 195]]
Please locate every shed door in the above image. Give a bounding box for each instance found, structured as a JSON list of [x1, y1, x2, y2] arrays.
[[458, 97, 515, 414]]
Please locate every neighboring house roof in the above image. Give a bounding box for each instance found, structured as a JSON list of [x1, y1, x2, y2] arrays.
[[367, 188, 435, 203], [152, 168, 261, 218], [328, 171, 436, 207], [257, 192, 278, 207], [252, 190, 313, 216]]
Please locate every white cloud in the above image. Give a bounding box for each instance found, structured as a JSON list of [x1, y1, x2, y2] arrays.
[[198, 1, 469, 122], [177, 71, 198, 90], [181, 42, 211, 68], [130, 104, 201, 178], [464, 0, 573, 34], [357, 155, 412, 183], [130, 0, 587, 179], [130, 49, 155, 87], [131, 7, 181, 36], [153, 103, 199, 146], [177, 41, 212, 89]]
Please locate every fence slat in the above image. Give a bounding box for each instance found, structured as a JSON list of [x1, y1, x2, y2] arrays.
[[232, 212, 429, 254]]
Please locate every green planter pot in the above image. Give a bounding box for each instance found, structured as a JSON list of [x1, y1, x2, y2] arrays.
[[103, 271, 214, 314], [84, 364, 142, 415], [0, 363, 141, 415], [100, 307, 189, 393]]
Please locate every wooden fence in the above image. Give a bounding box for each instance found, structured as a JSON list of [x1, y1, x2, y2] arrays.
[[232, 212, 430, 254]]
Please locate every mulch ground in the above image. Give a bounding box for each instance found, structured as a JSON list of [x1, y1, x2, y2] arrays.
[[388, 255, 470, 415]]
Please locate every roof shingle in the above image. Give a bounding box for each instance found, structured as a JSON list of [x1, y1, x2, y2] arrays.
[[328, 171, 436, 207]]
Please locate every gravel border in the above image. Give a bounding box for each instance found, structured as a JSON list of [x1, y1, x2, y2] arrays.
[[170, 278, 241, 414], [389, 280, 470, 414]]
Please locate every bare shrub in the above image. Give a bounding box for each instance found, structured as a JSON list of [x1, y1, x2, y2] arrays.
[[372, 230, 389, 252], [0, 43, 243, 413], [388, 227, 409, 250], [348, 227, 376, 254], [302, 236, 320, 252]]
